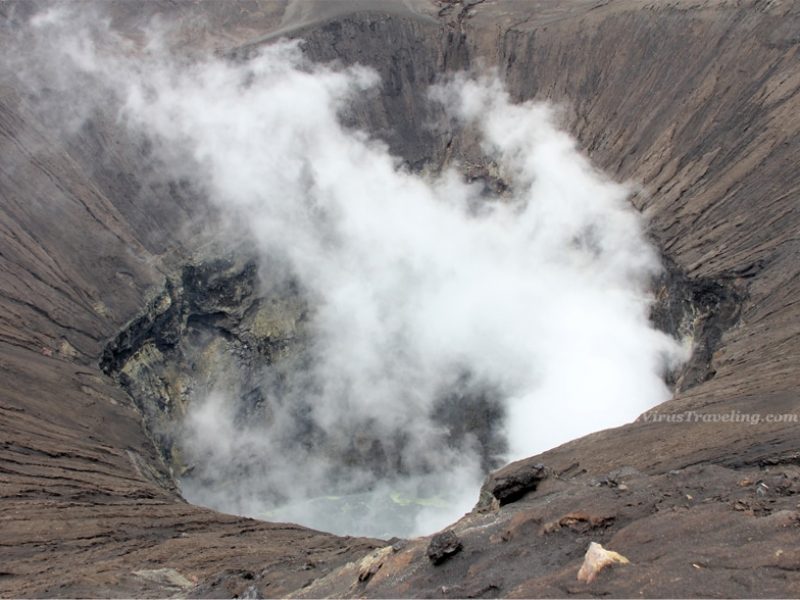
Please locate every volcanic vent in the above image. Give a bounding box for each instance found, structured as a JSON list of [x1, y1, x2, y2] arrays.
[[89, 36, 740, 538]]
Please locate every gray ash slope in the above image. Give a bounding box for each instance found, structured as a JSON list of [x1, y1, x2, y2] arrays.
[[0, 0, 799, 598]]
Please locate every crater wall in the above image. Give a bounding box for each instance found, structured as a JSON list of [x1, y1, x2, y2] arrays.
[[1, 1, 799, 597]]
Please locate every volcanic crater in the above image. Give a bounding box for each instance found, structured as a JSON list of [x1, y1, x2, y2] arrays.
[[1, 1, 800, 598]]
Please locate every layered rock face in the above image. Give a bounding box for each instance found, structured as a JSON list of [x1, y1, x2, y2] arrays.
[[1, 0, 799, 597]]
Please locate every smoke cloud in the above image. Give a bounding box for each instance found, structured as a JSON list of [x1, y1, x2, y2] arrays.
[[16, 9, 686, 538]]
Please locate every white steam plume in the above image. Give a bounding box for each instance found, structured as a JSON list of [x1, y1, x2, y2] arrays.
[[23, 12, 686, 538]]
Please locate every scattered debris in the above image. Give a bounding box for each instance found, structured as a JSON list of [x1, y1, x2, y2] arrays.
[[542, 511, 615, 535], [732, 497, 772, 516], [597, 466, 642, 488], [427, 530, 463, 565], [577, 542, 630, 583]]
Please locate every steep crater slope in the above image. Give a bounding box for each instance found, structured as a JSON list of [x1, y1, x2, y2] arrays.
[[0, 1, 799, 598]]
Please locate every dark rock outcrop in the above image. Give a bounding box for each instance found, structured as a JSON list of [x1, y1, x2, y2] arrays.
[[426, 530, 463, 565], [477, 461, 548, 510]]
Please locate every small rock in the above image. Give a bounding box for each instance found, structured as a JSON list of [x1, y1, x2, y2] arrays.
[[541, 511, 615, 535], [577, 542, 629, 583], [133, 568, 194, 590], [240, 584, 263, 599], [357, 546, 392, 582], [478, 462, 547, 509], [390, 539, 408, 552], [427, 530, 463, 565]]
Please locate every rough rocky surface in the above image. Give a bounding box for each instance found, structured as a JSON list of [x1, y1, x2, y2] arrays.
[[1, 0, 800, 597], [477, 461, 548, 510], [98, 253, 308, 478], [426, 530, 463, 565]]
